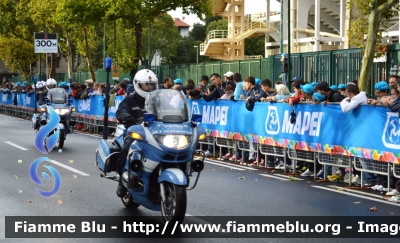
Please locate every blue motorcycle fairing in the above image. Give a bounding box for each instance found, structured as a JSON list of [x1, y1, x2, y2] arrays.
[[158, 168, 188, 185], [125, 170, 161, 211]]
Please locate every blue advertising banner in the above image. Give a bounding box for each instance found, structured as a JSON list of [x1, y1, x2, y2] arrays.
[[187, 99, 400, 163], [2, 92, 400, 162]]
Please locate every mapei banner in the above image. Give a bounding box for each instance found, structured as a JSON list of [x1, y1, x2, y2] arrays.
[[2, 92, 400, 162], [188, 99, 400, 163]]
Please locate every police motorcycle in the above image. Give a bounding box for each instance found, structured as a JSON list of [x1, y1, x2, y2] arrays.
[[95, 89, 206, 223], [31, 79, 76, 151]]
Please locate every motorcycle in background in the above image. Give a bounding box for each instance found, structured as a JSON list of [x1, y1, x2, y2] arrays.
[[32, 90, 76, 152], [95, 89, 206, 223]]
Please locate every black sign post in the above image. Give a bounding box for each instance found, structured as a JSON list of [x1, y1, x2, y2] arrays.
[[103, 58, 112, 139]]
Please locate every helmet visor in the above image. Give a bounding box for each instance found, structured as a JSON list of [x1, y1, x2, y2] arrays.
[[140, 82, 156, 92]]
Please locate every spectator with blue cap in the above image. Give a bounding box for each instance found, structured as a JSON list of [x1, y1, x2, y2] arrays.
[[174, 78, 182, 85], [367, 81, 390, 106], [337, 83, 347, 99], [255, 78, 261, 85], [314, 81, 344, 105], [300, 83, 314, 101], [312, 92, 325, 104], [330, 85, 338, 92], [280, 53, 288, 85]]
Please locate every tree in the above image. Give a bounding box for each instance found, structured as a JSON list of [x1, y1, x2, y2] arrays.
[[104, 0, 213, 79], [348, 0, 399, 91], [206, 19, 228, 34], [56, 0, 108, 82], [0, 36, 37, 78], [0, 0, 38, 78], [141, 14, 182, 66], [190, 23, 207, 41]]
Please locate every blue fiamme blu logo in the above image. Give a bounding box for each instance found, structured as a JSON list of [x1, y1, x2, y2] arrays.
[[35, 107, 60, 154], [30, 106, 62, 197], [29, 157, 61, 197]]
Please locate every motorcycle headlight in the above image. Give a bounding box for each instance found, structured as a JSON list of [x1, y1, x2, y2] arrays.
[[53, 108, 70, 115], [154, 135, 192, 150]]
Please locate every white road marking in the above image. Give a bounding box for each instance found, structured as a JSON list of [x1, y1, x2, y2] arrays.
[[326, 185, 383, 199], [311, 185, 400, 207], [205, 159, 258, 170], [204, 160, 245, 170], [49, 159, 90, 176], [5, 141, 28, 150], [259, 174, 289, 181], [273, 174, 304, 180]]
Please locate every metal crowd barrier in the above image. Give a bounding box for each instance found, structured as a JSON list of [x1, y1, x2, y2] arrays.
[[215, 137, 237, 161], [237, 140, 258, 165], [317, 153, 353, 185], [393, 163, 400, 179], [198, 136, 216, 157], [259, 144, 287, 170], [354, 158, 391, 189], [288, 148, 316, 177]]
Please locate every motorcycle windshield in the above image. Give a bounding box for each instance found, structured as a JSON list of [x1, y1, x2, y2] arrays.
[[145, 89, 189, 123]]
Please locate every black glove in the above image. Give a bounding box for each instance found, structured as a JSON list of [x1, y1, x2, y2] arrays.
[[123, 117, 136, 125], [229, 95, 237, 102]]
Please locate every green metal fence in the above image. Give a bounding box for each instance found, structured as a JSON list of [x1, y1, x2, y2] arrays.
[[12, 45, 400, 97]]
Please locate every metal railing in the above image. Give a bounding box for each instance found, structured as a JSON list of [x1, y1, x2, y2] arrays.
[[199, 30, 228, 53], [317, 153, 354, 185], [354, 158, 391, 189]]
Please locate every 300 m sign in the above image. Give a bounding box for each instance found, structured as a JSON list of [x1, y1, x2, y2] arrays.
[[34, 33, 58, 54]]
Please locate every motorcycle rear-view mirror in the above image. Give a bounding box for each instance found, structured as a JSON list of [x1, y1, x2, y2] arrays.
[[191, 114, 202, 123], [143, 113, 155, 122]]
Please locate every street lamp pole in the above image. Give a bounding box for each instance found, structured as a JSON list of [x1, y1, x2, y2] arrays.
[[194, 46, 198, 63]]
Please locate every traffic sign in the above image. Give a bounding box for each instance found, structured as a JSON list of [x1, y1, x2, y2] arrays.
[[34, 33, 58, 53], [112, 66, 119, 77]]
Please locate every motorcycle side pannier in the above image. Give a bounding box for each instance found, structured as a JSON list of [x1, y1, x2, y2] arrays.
[[96, 139, 120, 173]]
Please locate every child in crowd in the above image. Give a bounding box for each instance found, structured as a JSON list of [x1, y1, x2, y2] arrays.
[[220, 84, 234, 99]]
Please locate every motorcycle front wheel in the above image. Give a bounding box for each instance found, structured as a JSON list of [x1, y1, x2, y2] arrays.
[[121, 191, 140, 209], [55, 130, 65, 149], [161, 182, 187, 223]]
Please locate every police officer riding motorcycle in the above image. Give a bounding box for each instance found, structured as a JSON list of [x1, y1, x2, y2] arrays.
[[115, 69, 158, 197]]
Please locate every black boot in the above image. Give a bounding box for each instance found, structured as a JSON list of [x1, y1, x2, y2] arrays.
[[116, 181, 127, 197]]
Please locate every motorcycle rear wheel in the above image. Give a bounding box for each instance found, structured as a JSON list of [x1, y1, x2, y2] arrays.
[[161, 182, 187, 223], [56, 130, 65, 149], [121, 191, 140, 209]]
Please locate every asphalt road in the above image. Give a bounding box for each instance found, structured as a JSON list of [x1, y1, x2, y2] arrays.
[[0, 113, 399, 243]]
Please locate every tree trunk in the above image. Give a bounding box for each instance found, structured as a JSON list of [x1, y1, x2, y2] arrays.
[[358, 10, 380, 91], [83, 26, 96, 82], [50, 53, 56, 79], [131, 22, 142, 80], [66, 32, 74, 79]]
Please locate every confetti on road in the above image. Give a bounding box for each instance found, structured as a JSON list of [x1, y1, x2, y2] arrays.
[[69, 160, 74, 163], [17, 190, 22, 193], [73, 174, 77, 179], [238, 176, 245, 180], [58, 200, 63, 205], [18, 160, 22, 163], [369, 206, 377, 211], [28, 200, 33, 204], [354, 201, 361, 204], [14, 175, 18, 179]]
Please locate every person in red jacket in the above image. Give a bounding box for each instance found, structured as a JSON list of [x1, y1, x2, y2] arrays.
[[288, 80, 304, 106]]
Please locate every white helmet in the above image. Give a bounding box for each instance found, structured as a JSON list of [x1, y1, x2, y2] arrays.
[[133, 69, 158, 98], [46, 78, 57, 89]]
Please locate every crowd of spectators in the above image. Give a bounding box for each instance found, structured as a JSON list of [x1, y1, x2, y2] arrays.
[[156, 71, 400, 198]]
